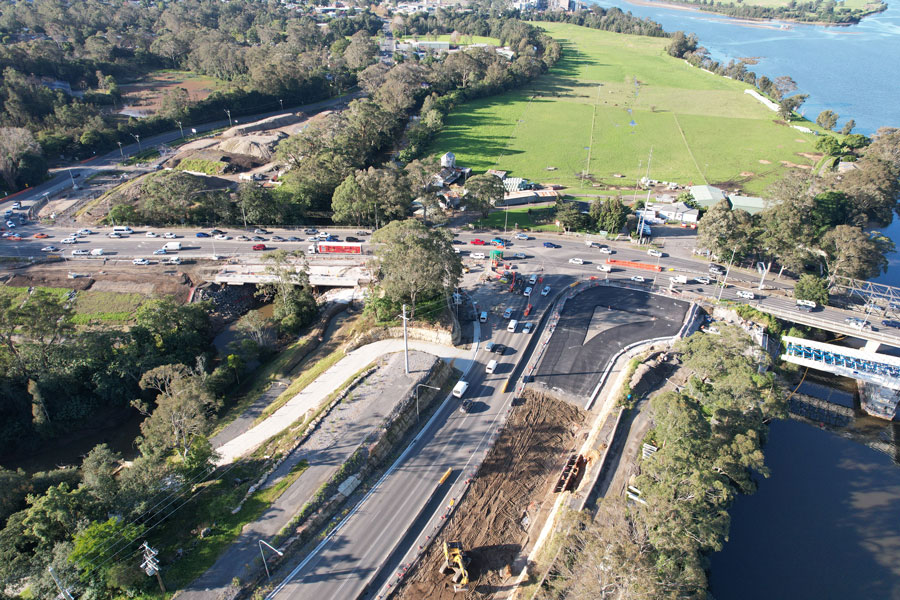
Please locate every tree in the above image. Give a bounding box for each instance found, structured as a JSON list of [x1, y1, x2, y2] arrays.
[[556, 201, 586, 232], [0, 127, 42, 191], [70, 517, 145, 589], [840, 119, 856, 135], [666, 31, 697, 58], [133, 364, 219, 462], [464, 173, 505, 218], [816, 110, 839, 131], [371, 220, 462, 319], [794, 274, 830, 306], [344, 30, 376, 70], [778, 94, 808, 120], [773, 75, 798, 100], [697, 199, 756, 260], [80, 444, 121, 507], [821, 225, 892, 279], [816, 135, 842, 156], [257, 250, 317, 333], [598, 196, 628, 234]]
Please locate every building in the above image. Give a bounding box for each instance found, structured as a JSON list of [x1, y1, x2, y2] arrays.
[[503, 177, 528, 193], [432, 152, 471, 187], [497, 189, 558, 206], [645, 201, 699, 223], [690, 184, 728, 208], [728, 195, 767, 215]]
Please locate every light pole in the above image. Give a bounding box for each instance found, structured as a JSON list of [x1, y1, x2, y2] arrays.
[[716, 247, 737, 302], [175, 120, 184, 139], [131, 133, 141, 153], [259, 539, 283, 579], [416, 384, 440, 421], [225, 109, 232, 127], [279, 98, 284, 110], [117, 141, 124, 158]]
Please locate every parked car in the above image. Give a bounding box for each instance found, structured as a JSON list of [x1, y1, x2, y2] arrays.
[[543, 241, 559, 248], [132, 258, 149, 265], [630, 275, 646, 283], [252, 243, 267, 251], [196, 232, 211, 238], [568, 257, 584, 265], [541, 286, 551, 296]]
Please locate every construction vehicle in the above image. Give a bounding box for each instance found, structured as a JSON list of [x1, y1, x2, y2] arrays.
[[440, 541, 471, 587]]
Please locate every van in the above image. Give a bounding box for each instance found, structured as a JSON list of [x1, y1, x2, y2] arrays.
[[670, 275, 689, 284], [479, 311, 488, 323], [113, 226, 133, 234], [486, 359, 498, 374], [163, 241, 182, 251], [452, 380, 469, 398], [507, 319, 518, 333], [528, 274, 537, 285], [90, 248, 104, 256], [471, 252, 485, 260], [796, 299, 817, 311]]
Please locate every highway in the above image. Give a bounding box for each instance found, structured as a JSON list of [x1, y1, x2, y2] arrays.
[[265, 273, 562, 599]]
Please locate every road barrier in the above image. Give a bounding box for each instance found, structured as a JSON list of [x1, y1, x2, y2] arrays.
[[607, 258, 662, 272]]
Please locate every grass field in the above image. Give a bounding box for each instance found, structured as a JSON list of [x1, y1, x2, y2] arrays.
[[429, 23, 825, 196], [0, 287, 146, 324]]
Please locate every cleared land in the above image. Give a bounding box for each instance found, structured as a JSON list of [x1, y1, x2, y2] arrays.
[[394, 393, 585, 600], [429, 23, 823, 196], [118, 70, 225, 118]]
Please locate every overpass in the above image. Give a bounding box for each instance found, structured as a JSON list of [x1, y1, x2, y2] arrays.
[[214, 264, 371, 287], [782, 336, 900, 420], [755, 303, 900, 351]]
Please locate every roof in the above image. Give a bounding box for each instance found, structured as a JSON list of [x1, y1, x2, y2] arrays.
[[690, 185, 727, 207], [729, 195, 767, 214], [486, 169, 507, 179]]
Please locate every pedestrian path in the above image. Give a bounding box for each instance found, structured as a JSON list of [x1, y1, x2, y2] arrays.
[[214, 339, 472, 464]]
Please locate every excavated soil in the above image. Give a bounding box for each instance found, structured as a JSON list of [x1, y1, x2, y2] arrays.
[[395, 392, 585, 600]]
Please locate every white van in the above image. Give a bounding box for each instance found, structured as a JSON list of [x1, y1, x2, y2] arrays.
[[471, 252, 486, 260], [113, 226, 133, 234], [90, 248, 104, 256], [486, 359, 498, 374], [796, 299, 817, 311], [163, 241, 182, 251], [452, 380, 469, 398], [479, 311, 488, 323], [507, 319, 518, 333], [528, 274, 537, 285]]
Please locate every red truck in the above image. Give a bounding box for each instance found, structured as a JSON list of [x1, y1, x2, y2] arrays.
[[307, 241, 363, 254]]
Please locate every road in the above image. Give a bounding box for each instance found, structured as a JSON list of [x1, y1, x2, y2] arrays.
[[264, 273, 563, 600]]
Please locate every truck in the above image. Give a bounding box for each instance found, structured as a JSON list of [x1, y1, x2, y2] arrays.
[[163, 241, 182, 251], [307, 241, 363, 255], [90, 248, 104, 256], [670, 275, 690, 284]]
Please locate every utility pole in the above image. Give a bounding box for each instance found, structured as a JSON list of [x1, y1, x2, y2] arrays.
[[259, 540, 283, 580], [117, 141, 124, 158], [48, 567, 74, 600], [225, 109, 232, 127], [140, 541, 166, 594], [402, 304, 410, 374]]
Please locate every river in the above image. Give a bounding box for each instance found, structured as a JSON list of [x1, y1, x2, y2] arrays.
[[582, 0, 900, 596]]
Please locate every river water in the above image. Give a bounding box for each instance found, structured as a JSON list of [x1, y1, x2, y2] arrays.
[[581, 0, 900, 596]]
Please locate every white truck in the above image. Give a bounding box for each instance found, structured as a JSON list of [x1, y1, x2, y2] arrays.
[[670, 275, 690, 284], [163, 241, 182, 251], [90, 248, 105, 256]]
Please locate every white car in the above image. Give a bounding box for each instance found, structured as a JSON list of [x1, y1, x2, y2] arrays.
[[132, 258, 150, 265], [166, 257, 182, 265], [528, 274, 537, 285], [648, 249, 663, 258], [5, 221, 15, 228], [215, 234, 231, 240], [568, 257, 584, 265], [631, 275, 646, 283], [72, 249, 89, 256], [523, 322, 534, 334], [108, 232, 121, 238], [40, 246, 58, 252], [736, 290, 755, 300], [513, 252, 526, 259], [60, 237, 77, 244], [541, 286, 551, 296], [146, 232, 158, 238], [153, 248, 167, 255], [164, 232, 177, 239], [524, 286, 533, 297], [515, 233, 529, 240], [696, 276, 711, 285], [598, 247, 612, 254], [597, 264, 611, 272], [78, 228, 93, 235]]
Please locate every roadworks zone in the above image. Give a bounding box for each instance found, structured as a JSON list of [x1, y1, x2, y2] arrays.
[[393, 391, 585, 600]]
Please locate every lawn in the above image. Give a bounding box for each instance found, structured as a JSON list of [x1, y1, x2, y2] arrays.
[[428, 23, 825, 196], [476, 205, 561, 231]]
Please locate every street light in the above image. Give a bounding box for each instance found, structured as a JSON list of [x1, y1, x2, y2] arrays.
[[415, 384, 440, 421], [131, 133, 141, 153], [175, 120, 184, 139], [225, 109, 232, 127], [117, 141, 124, 158], [279, 98, 284, 110], [259, 539, 283, 579]]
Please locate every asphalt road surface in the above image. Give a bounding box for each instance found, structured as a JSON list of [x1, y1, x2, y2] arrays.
[[535, 286, 689, 398]]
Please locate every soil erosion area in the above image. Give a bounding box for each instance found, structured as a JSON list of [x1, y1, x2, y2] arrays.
[[395, 392, 585, 599]]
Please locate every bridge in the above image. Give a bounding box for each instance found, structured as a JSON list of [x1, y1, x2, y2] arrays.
[[214, 264, 371, 287], [755, 303, 900, 351], [782, 335, 900, 420]]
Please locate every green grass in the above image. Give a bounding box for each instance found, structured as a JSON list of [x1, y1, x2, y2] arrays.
[[429, 23, 825, 197], [123, 148, 160, 165], [176, 158, 227, 175], [254, 348, 347, 425], [476, 205, 561, 231], [71, 291, 146, 324]]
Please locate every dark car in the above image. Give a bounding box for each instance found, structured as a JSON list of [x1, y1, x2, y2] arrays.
[[451, 239, 465, 245], [210, 229, 225, 235], [287, 236, 301, 242], [491, 343, 505, 355], [882, 319, 900, 329], [271, 235, 285, 242], [251, 236, 267, 241], [304, 228, 318, 234], [346, 236, 360, 242], [196, 232, 211, 238], [459, 399, 473, 413], [543, 241, 559, 248]]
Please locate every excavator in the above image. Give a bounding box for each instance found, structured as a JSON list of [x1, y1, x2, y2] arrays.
[[440, 540, 471, 589]]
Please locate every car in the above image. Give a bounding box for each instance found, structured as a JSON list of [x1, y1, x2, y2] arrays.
[[252, 243, 267, 251], [307, 236, 318, 242], [5, 221, 14, 228], [237, 235, 250, 241], [513, 252, 526, 259], [709, 265, 725, 275], [736, 290, 755, 300], [304, 228, 318, 234], [451, 239, 465, 245], [503, 308, 513, 319], [882, 319, 900, 329], [515, 233, 529, 240], [164, 232, 177, 239], [597, 264, 611, 272], [524, 286, 533, 297], [568, 257, 584, 265], [499, 277, 508, 284], [60, 237, 77, 244], [471, 239, 486, 245], [269, 235, 284, 242], [491, 343, 505, 355], [215, 234, 231, 240], [485, 341, 495, 353], [325, 235, 340, 241], [40, 246, 59, 252], [153, 249, 167, 255], [356, 230, 370, 236], [597, 247, 612, 254], [166, 257, 182, 265], [528, 274, 538, 285], [459, 398, 473, 413], [648, 249, 663, 258], [696, 276, 711, 285], [6, 235, 21, 241], [680, 222, 697, 229], [845, 317, 872, 331], [34, 233, 49, 239], [523, 322, 534, 334], [287, 236, 302, 242], [251, 236, 267, 242], [196, 232, 210, 238], [71, 249, 89, 256], [146, 232, 158, 238], [346, 236, 360, 242], [254, 228, 270, 234], [132, 258, 149, 265], [210, 229, 225, 235], [631, 275, 646, 283], [11, 202, 21, 210], [541, 286, 551, 296], [78, 229, 93, 235], [543, 241, 559, 248]]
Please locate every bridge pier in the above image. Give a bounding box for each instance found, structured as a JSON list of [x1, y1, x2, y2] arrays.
[[865, 339, 883, 353]]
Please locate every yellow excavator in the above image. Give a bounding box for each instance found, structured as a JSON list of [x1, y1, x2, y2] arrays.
[[440, 540, 471, 587]]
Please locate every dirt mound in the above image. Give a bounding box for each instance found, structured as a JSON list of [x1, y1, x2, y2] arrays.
[[217, 133, 285, 160], [220, 113, 302, 138], [395, 393, 585, 600]]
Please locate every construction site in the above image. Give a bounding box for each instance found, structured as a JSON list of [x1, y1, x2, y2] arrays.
[[393, 391, 585, 600]]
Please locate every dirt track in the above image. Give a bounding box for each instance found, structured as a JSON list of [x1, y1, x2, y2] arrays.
[[395, 392, 584, 600]]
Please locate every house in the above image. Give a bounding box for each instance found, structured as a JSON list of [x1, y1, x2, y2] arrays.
[[728, 195, 767, 215], [645, 201, 699, 223], [690, 185, 727, 208], [432, 152, 471, 188]]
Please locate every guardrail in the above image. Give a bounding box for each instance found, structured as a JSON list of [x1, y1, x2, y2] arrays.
[[755, 303, 900, 348]]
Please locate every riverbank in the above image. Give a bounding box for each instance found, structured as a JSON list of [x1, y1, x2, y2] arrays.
[[621, 0, 886, 26]]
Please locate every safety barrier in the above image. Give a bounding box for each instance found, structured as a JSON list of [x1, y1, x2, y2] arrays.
[[606, 258, 662, 272]]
